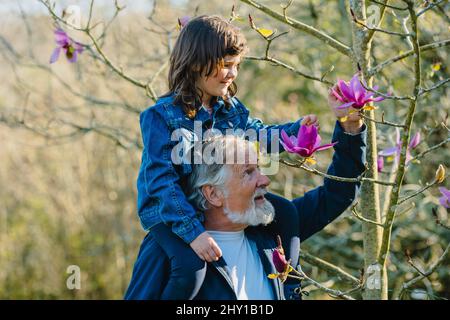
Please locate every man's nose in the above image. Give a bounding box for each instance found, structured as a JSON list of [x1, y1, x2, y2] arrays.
[[257, 171, 270, 188]]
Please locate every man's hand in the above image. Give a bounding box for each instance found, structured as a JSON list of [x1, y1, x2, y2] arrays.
[[301, 114, 319, 129], [328, 85, 363, 134], [190, 231, 222, 262]]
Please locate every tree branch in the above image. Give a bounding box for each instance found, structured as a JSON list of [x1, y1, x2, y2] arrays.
[[369, 39, 450, 76], [280, 158, 396, 186], [398, 242, 450, 299], [245, 56, 334, 85], [299, 251, 361, 286], [378, 0, 422, 268], [239, 0, 353, 57]]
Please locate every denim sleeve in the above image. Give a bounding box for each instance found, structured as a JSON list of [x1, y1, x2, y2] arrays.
[[246, 116, 302, 153], [292, 121, 367, 242], [137, 108, 205, 243]]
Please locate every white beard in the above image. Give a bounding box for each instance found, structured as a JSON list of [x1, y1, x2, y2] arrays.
[[223, 192, 275, 226]]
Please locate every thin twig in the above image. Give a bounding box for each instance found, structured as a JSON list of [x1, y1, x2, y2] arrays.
[[417, 0, 448, 17], [369, 39, 450, 76], [245, 56, 333, 85], [350, 202, 386, 227], [368, 0, 408, 10], [358, 111, 406, 128], [398, 243, 450, 299], [280, 158, 396, 186], [239, 0, 352, 57]]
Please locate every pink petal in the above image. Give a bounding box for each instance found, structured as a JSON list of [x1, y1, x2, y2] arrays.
[[439, 187, 450, 199], [294, 147, 313, 157], [297, 125, 317, 150], [350, 74, 364, 102], [379, 146, 399, 157], [313, 133, 322, 149], [281, 130, 295, 149], [49, 47, 61, 63], [331, 87, 345, 102], [280, 141, 295, 153], [371, 96, 385, 102], [67, 49, 78, 63], [312, 142, 338, 153], [439, 196, 450, 209], [405, 149, 412, 164], [409, 132, 421, 149], [55, 28, 69, 45], [377, 156, 384, 172], [336, 101, 355, 110], [338, 80, 354, 101]]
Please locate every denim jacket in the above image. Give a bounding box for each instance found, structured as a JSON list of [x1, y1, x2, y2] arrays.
[[137, 94, 302, 243]]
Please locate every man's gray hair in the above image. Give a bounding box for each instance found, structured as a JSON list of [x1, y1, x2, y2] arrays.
[[186, 135, 251, 210]]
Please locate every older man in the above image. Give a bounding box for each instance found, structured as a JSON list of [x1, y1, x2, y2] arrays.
[[125, 109, 367, 300]]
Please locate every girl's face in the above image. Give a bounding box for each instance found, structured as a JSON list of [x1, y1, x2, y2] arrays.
[[196, 54, 241, 106]]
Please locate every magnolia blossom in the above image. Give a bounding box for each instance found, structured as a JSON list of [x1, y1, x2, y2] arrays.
[[50, 28, 84, 64], [378, 128, 421, 164], [331, 73, 384, 110], [281, 125, 337, 162], [438, 187, 450, 209], [377, 156, 384, 173]]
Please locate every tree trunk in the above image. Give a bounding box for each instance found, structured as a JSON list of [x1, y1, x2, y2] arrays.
[[349, 0, 387, 300]]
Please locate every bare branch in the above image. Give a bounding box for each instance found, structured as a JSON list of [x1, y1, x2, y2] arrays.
[[239, 0, 352, 57], [350, 202, 386, 227], [280, 158, 396, 186], [245, 56, 333, 85], [410, 137, 450, 162], [369, 39, 450, 76], [299, 251, 361, 286], [350, 9, 412, 37], [419, 78, 450, 96], [397, 175, 444, 205], [398, 243, 450, 299], [358, 111, 406, 128], [417, 0, 448, 17], [378, 0, 423, 268], [368, 0, 408, 10]]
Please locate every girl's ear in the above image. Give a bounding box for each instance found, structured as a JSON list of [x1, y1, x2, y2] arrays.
[[201, 185, 224, 208]]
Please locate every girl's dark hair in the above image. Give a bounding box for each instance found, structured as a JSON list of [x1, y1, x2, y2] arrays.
[[164, 15, 248, 118]]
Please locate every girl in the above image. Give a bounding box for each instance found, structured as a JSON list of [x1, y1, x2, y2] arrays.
[[136, 15, 318, 299]]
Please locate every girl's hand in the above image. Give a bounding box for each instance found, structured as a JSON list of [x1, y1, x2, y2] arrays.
[[301, 114, 319, 128], [190, 231, 223, 262]]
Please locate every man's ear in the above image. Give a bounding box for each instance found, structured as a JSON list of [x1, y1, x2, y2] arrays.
[[201, 185, 224, 208]]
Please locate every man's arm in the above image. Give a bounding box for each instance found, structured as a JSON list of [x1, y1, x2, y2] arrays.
[[292, 120, 367, 242]]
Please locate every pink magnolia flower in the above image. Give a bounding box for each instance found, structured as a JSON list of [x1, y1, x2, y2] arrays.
[[377, 156, 384, 173], [273, 246, 288, 273], [438, 187, 450, 209], [281, 125, 337, 160], [378, 128, 421, 164], [331, 73, 384, 110], [50, 28, 84, 64]]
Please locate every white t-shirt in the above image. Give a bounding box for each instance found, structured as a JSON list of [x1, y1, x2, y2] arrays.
[[208, 230, 275, 300]]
